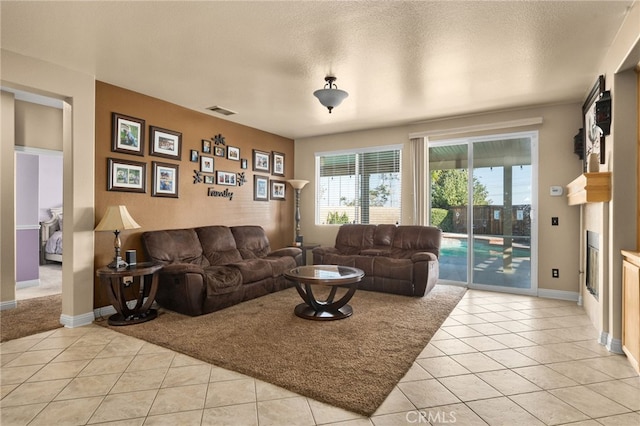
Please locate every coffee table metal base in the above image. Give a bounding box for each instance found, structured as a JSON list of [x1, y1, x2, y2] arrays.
[[293, 281, 357, 321], [294, 303, 352, 320]]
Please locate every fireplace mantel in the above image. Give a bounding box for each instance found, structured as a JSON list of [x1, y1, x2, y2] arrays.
[[566, 172, 612, 206]]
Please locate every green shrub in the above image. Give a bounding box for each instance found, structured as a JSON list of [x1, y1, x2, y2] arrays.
[[326, 211, 351, 224]]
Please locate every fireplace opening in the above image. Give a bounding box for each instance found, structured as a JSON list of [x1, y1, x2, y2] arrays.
[[586, 231, 599, 299]]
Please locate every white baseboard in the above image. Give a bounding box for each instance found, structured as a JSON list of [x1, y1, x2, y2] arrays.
[[537, 288, 580, 302], [606, 334, 624, 354], [0, 300, 17, 311], [60, 312, 94, 328], [599, 331, 608, 346], [16, 279, 40, 289]]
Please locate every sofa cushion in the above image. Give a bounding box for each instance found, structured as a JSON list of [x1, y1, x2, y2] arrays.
[[230, 258, 273, 283], [231, 226, 271, 259], [373, 224, 396, 247], [142, 228, 209, 266], [196, 226, 243, 265], [203, 266, 243, 295], [335, 224, 376, 255], [391, 226, 441, 258]]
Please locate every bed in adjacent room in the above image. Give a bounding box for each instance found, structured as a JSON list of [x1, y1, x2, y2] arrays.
[[40, 207, 63, 264]]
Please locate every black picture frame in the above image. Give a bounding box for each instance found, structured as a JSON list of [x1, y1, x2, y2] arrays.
[[152, 161, 179, 198], [254, 175, 269, 201], [253, 149, 270, 173], [190, 150, 199, 162], [216, 170, 237, 186], [150, 126, 182, 160], [202, 139, 212, 154], [200, 156, 214, 173], [112, 113, 145, 156], [107, 157, 146, 193], [214, 146, 225, 157], [240, 158, 248, 169], [582, 75, 605, 170], [272, 151, 285, 177], [270, 180, 286, 200], [227, 146, 240, 161]]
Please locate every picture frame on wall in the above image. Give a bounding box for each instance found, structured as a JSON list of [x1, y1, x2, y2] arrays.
[[216, 170, 237, 186], [214, 146, 225, 157], [107, 157, 146, 193], [253, 149, 270, 173], [254, 175, 269, 201], [582, 75, 605, 170], [204, 175, 214, 184], [270, 180, 286, 200], [241, 158, 248, 169], [272, 151, 285, 176], [227, 146, 240, 161], [112, 113, 145, 156], [202, 139, 212, 154], [152, 161, 179, 198], [200, 155, 214, 173], [190, 150, 199, 162], [150, 126, 182, 160]]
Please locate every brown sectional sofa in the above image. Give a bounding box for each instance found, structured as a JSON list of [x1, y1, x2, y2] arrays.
[[312, 224, 441, 297], [141, 225, 302, 316]]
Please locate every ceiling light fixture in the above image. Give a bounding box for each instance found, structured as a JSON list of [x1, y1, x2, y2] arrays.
[[313, 76, 348, 113]]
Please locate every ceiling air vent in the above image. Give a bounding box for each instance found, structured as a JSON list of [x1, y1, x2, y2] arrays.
[[206, 105, 237, 116]]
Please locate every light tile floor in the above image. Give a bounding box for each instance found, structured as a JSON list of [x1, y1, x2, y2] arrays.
[[1, 288, 639, 425]]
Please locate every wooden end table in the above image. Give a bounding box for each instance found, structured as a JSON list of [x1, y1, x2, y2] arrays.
[[96, 262, 163, 326], [284, 265, 364, 320]]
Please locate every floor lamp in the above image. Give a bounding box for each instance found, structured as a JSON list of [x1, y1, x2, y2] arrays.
[[287, 179, 309, 245]]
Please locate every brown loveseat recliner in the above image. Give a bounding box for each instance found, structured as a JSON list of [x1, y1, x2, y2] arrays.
[[142, 225, 302, 316], [312, 224, 441, 296]]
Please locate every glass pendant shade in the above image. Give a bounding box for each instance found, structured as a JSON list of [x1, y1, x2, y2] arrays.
[[313, 76, 348, 113]]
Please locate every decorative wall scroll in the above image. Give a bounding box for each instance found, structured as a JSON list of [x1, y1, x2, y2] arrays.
[[582, 75, 605, 170]]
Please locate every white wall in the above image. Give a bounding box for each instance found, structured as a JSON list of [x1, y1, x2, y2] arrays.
[[1, 49, 96, 326], [295, 104, 583, 296]]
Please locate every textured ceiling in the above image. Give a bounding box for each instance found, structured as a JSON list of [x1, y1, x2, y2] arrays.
[[0, 1, 635, 139]]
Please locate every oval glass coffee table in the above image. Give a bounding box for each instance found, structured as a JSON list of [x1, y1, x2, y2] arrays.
[[284, 265, 365, 320]]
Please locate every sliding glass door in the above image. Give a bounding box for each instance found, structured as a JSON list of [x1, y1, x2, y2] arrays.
[[429, 132, 537, 293]]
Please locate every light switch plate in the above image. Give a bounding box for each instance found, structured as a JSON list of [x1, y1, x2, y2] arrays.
[[550, 186, 563, 196]]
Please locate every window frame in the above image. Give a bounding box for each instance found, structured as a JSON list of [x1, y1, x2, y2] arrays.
[[315, 144, 403, 226]]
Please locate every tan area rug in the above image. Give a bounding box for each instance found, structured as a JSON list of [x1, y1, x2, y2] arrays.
[[0, 294, 63, 342], [102, 284, 465, 416]]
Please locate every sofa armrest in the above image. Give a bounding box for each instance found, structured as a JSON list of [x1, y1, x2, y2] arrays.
[[312, 246, 340, 265], [411, 252, 438, 263], [269, 247, 302, 258], [161, 263, 205, 275], [155, 263, 206, 316]]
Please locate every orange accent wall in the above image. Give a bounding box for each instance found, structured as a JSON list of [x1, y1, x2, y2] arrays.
[[94, 82, 295, 308]]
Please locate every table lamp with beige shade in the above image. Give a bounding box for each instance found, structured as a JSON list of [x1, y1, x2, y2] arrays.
[[95, 205, 141, 268]]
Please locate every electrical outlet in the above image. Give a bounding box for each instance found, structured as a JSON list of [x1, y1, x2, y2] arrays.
[[123, 276, 134, 285], [552, 269, 559, 278], [551, 217, 559, 226]]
